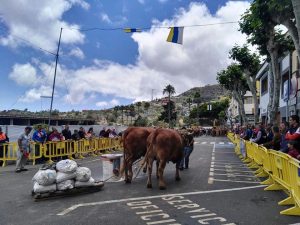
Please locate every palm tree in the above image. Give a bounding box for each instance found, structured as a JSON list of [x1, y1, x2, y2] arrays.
[[163, 84, 176, 128]]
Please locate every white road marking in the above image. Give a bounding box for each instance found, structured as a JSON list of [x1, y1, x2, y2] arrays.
[[214, 152, 235, 154], [208, 177, 214, 184], [209, 172, 214, 176], [219, 142, 224, 144], [201, 142, 207, 144], [210, 142, 215, 144], [211, 178, 261, 184], [213, 161, 245, 164], [57, 185, 266, 216], [213, 173, 258, 178], [213, 168, 254, 173], [288, 223, 300, 225]]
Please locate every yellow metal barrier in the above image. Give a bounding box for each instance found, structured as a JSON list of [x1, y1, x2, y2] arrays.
[[44, 141, 77, 163], [0, 142, 18, 167], [281, 158, 300, 215], [227, 132, 300, 216]]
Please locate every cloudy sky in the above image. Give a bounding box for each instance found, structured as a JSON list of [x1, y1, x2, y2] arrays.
[[0, 0, 250, 112]]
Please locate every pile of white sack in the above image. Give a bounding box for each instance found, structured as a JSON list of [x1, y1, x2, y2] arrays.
[[32, 159, 96, 194]]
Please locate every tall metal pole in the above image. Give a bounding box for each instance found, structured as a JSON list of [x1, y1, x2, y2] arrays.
[[48, 28, 63, 129]]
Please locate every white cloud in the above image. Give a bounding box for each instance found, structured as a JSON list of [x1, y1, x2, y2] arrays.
[[110, 99, 120, 106], [100, 13, 127, 25], [19, 85, 52, 102], [9, 63, 38, 86], [0, 0, 87, 51], [158, 0, 168, 3], [138, 0, 145, 4], [69, 47, 85, 59], [101, 13, 112, 24], [8, 1, 251, 108], [96, 101, 108, 107]]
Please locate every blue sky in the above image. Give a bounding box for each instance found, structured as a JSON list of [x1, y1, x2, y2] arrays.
[[0, 0, 250, 112]]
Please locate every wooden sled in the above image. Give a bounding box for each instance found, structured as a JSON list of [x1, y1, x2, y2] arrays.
[[31, 181, 104, 201]]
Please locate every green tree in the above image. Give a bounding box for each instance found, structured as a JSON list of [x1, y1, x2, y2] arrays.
[[163, 84, 176, 128], [217, 64, 249, 125], [134, 115, 148, 127], [239, 1, 294, 124], [136, 102, 142, 115], [257, 0, 300, 65], [144, 102, 150, 115], [159, 100, 177, 126], [230, 45, 260, 123]]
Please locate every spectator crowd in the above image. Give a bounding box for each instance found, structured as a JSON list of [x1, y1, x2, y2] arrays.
[[233, 115, 300, 160]]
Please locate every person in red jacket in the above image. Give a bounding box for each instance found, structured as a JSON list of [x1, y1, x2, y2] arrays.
[[285, 115, 300, 143]]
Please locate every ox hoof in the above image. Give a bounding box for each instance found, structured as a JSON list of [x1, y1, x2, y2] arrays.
[[143, 168, 147, 173], [175, 177, 181, 181], [159, 186, 166, 190], [147, 184, 152, 189], [125, 179, 132, 184]]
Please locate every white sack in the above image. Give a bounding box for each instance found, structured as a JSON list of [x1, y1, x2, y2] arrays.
[[32, 169, 56, 186], [33, 182, 56, 193], [56, 159, 77, 173], [56, 171, 76, 183], [57, 180, 74, 191], [74, 177, 95, 188], [75, 167, 91, 182]]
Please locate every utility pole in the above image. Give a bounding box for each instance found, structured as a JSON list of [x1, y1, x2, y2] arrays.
[[48, 28, 63, 129], [151, 89, 155, 101]]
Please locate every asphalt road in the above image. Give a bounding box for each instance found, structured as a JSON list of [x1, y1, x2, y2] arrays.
[[0, 135, 299, 225]]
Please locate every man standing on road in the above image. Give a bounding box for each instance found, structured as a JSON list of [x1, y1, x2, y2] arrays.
[[16, 126, 32, 173]]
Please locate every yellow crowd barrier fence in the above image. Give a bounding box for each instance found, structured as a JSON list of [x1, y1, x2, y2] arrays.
[[0, 137, 123, 167], [227, 132, 300, 216]]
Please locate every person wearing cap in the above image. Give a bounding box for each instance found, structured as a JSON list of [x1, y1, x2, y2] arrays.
[[16, 126, 32, 172], [0, 127, 9, 166]]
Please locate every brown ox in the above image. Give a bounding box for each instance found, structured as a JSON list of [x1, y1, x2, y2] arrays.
[[122, 127, 154, 183], [146, 128, 183, 190]]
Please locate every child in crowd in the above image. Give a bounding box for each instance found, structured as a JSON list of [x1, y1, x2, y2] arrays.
[[287, 140, 300, 160]]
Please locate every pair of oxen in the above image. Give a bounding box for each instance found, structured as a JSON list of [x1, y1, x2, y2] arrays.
[[121, 127, 189, 190]]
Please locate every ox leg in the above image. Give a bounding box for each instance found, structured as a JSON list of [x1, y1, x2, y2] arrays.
[[175, 161, 181, 181], [143, 164, 147, 173], [124, 157, 133, 183], [147, 157, 154, 188], [156, 160, 160, 179], [127, 161, 134, 183], [158, 160, 167, 190]]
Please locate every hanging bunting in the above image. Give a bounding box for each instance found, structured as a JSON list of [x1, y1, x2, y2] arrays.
[[123, 28, 142, 33], [166, 27, 184, 44]]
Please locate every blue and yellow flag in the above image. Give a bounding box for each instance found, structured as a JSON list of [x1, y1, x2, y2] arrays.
[[167, 27, 184, 44], [123, 28, 142, 33]]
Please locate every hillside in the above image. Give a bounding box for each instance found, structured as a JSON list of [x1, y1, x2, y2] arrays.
[[176, 84, 229, 103], [100, 84, 229, 126]]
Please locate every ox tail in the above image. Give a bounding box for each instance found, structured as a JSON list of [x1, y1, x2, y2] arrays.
[[133, 129, 159, 180]]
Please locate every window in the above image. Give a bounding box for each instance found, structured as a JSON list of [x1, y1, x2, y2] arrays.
[[281, 71, 289, 97], [261, 75, 268, 95], [244, 97, 253, 104]]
